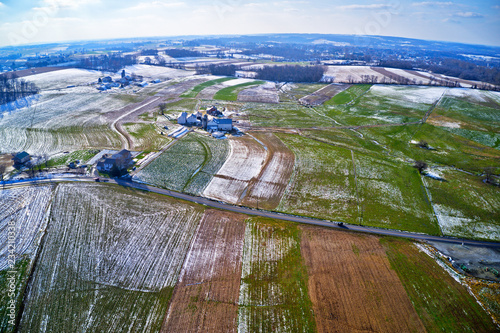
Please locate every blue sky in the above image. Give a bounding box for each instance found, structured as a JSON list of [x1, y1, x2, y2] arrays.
[[0, 0, 498, 47]]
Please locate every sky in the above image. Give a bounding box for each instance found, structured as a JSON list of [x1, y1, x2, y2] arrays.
[[0, 0, 499, 47]]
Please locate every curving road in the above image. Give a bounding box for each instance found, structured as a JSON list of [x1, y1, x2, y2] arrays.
[[4, 176, 500, 248]]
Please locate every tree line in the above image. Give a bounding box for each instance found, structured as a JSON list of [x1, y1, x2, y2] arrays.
[[78, 54, 137, 72], [0, 73, 39, 105], [195, 64, 237, 76], [255, 65, 325, 83]]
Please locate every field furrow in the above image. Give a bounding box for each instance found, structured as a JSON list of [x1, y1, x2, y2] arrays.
[[204, 136, 266, 204], [19, 183, 204, 332], [237, 218, 315, 333], [241, 133, 295, 210], [161, 210, 246, 333], [300, 226, 426, 333]]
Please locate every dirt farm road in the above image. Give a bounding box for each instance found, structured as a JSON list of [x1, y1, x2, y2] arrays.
[[5, 176, 500, 248]]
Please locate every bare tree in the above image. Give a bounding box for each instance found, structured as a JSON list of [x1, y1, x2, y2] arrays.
[[414, 160, 428, 174], [418, 140, 429, 149], [0, 164, 6, 184], [159, 103, 167, 115], [483, 167, 496, 185]]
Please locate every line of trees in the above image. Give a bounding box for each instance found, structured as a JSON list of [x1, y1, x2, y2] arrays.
[[78, 54, 137, 72], [163, 49, 203, 58], [0, 73, 39, 105], [195, 64, 237, 76], [255, 65, 325, 82]]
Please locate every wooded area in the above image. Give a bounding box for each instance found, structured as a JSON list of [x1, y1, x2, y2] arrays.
[[0, 73, 39, 105]]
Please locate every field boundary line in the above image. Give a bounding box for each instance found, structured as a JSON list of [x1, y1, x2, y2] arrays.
[[420, 174, 443, 236], [351, 150, 362, 225]]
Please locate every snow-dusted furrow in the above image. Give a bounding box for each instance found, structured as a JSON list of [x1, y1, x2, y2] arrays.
[[0, 185, 54, 271], [19, 183, 204, 332]]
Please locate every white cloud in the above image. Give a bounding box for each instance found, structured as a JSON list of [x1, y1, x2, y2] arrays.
[[0, 2, 5, 8], [338, 4, 393, 10], [493, 5, 500, 10], [412, 2, 454, 6], [454, 12, 483, 18], [125, 1, 186, 11], [42, 0, 100, 9]]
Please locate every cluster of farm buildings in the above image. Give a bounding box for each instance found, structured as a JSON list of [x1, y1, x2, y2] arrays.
[[178, 106, 234, 137], [96, 71, 160, 91]]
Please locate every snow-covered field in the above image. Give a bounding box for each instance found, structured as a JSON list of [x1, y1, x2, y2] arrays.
[[203, 137, 267, 204], [0, 84, 128, 154], [0, 185, 54, 271], [324, 65, 389, 83], [19, 183, 204, 332], [444, 87, 491, 102], [368, 85, 447, 105], [237, 82, 279, 103], [122, 64, 192, 80], [25, 68, 102, 90]]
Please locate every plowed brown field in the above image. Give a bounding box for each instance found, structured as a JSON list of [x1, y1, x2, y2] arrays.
[[300, 226, 426, 333], [241, 133, 295, 210], [161, 210, 246, 333]]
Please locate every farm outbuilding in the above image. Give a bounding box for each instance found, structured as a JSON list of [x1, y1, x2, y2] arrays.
[[178, 112, 188, 125], [12, 151, 30, 165], [96, 149, 133, 172], [206, 118, 233, 132]]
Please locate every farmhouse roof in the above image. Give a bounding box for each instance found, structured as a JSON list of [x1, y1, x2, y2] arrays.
[[14, 151, 29, 159], [214, 118, 232, 125]]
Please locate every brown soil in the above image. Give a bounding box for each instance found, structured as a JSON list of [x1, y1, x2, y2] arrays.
[[240, 133, 295, 210], [0, 153, 15, 176], [299, 84, 351, 106], [300, 226, 426, 333], [161, 210, 246, 333]]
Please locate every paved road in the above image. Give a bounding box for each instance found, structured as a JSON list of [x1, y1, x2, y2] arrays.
[[4, 176, 500, 248]]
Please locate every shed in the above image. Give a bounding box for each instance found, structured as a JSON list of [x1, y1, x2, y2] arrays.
[[13, 151, 30, 165]]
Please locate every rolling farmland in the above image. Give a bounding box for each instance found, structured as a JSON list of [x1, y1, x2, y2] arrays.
[[2, 61, 500, 332], [1, 182, 497, 332]]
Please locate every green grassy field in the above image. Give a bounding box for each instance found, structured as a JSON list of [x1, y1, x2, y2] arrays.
[[135, 132, 229, 193], [46, 149, 99, 168], [0, 259, 31, 333], [324, 84, 371, 105], [181, 77, 236, 98], [245, 102, 335, 128], [214, 81, 265, 101], [276, 134, 359, 223], [238, 218, 316, 332], [423, 169, 500, 240], [382, 238, 498, 332], [355, 153, 440, 234], [123, 122, 171, 151]]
